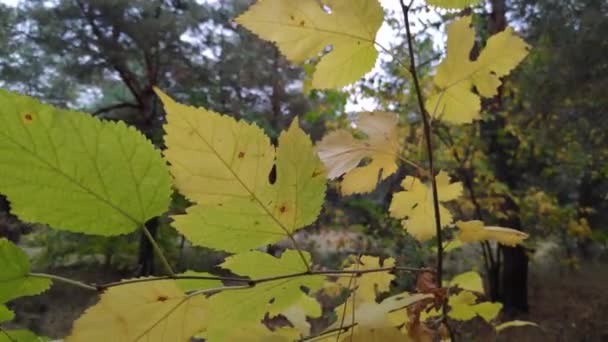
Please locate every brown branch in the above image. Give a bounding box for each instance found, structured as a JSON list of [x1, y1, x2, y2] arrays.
[[29, 265, 433, 293], [92, 102, 140, 116], [399, 0, 444, 287]]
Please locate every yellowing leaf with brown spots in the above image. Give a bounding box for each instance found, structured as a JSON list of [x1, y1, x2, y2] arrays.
[[67, 280, 208, 342], [389, 171, 462, 241], [236, 0, 384, 89], [158, 90, 325, 253], [456, 220, 529, 246], [316, 112, 400, 195], [426, 16, 529, 124]]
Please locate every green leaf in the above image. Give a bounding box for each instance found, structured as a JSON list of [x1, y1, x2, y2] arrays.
[[426, 0, 480, 9], [158, 90, 326, 253], [0, 330, 48, 342], [203, 250, 324, 341], [0, 305, 14, 323], [0, 90, 171, 235], [0, 239, 51, 303]]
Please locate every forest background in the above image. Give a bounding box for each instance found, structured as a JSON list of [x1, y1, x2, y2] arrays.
[[0, 0, 606, 340]]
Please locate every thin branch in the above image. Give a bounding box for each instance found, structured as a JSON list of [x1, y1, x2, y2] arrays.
[[141, 225, 175, 276], [29, 265, 432, 293], [28, 272, 98, 291], [92, 102, 140, 116], [299, 324, 357, 342], [399, 0, 444, 287]]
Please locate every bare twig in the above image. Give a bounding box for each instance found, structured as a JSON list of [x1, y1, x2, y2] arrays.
[[92, 102, 140, 116]]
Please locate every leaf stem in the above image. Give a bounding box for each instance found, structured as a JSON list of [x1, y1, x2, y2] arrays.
[[141, 225, 175, 276], [28, 272, 99, 291], [399, 0, 444, 288]]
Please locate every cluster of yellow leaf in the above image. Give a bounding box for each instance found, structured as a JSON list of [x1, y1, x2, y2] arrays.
[[156, 89, 326, 253], [456, 220, 529, 246], [422, 271, 500, 323], [390, 171, 463, 241], [236, 0, 384, 89], [316, 112, 400, 195], [438, 271, 537, 332], [68, 251, 323, 341], [317, 256, 430, 341], [427, 16, 530, 124]]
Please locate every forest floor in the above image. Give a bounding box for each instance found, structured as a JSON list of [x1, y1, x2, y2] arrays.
[[6, 262, 608, 341]]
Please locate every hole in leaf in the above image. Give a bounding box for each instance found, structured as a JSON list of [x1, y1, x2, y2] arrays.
[[268, 164, 277, 184]]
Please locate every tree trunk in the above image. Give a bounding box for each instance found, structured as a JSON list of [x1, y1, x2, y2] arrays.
[[483, 0, 529, 314]]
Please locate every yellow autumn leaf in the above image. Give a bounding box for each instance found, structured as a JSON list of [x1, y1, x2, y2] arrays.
[[67, 280, 208, 342], [495, 320, 538, 332], [158, 89, 325, 253], [426, 0, 480, 9], [426, 16, 529, 124], [236, 0, 384, 89], [223, 325, 301, 342], [317, 112, 400, 195], [336, 255, 395, 304], [322, 292, 429, 341], [450, 271, 484, 293], [447, 291, 502, 322], [203, 250, 324, 341], [389, 171, 462, 241], [456, 220, 529, 246]]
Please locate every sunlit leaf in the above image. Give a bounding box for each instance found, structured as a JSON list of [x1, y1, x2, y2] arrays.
[[236, 0, 384, 89], [158, 90, 325, 253], [67, 280, 208, 342], [427, 16, 529, 124]]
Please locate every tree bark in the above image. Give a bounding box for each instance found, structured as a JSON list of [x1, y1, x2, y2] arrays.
[[483, 0, 529, 314]]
